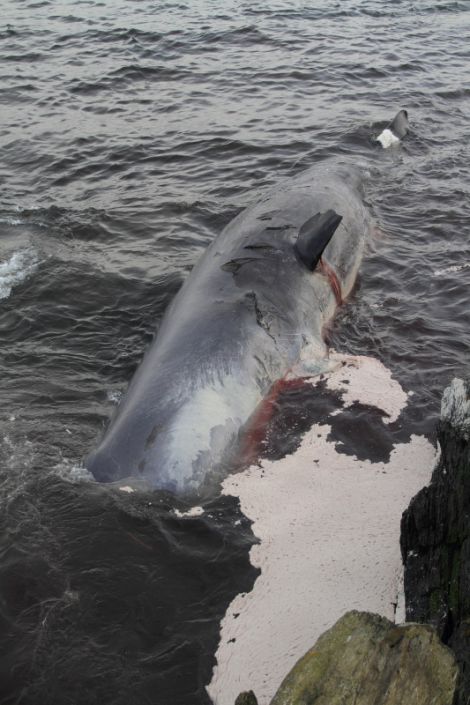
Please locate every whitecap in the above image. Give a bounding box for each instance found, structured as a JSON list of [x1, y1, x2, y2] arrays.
[[107, 389, 123, 404], [434, 262, 470, 276], [0, 216, 24, 225], [53, 460, 95, 483], [173, 506, 204, 518], [0, 249, 39, 300]]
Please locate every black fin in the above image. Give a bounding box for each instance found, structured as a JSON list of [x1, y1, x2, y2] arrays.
[[389, 109, 409, 139], [294, 210, 342, 271]]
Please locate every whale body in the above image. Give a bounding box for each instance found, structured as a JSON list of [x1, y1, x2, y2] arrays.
[[86, 161, 371, 494]]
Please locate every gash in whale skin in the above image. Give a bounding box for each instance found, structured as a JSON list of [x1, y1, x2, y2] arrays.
[[86, 160, 374, 494]]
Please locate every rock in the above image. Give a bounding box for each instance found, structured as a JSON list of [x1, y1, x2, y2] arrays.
[[235, 691, 258, 705], [269, 611, 457, 705], [401, 377, 470, 703]]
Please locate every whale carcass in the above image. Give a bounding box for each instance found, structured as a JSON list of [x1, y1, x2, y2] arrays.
[[86, 161, 372, 493]]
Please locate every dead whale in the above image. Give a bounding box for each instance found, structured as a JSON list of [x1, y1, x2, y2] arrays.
[[86, 113, 408, 494]]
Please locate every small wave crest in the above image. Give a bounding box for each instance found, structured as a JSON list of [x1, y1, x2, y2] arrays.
[[107, 389, 123, 404], [0, 248, 39, 300], [53, 459, 95, 484], [434, 262, 470, 276]]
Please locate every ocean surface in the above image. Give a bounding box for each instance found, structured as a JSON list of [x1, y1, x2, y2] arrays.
[[1, 1, 469, 703]]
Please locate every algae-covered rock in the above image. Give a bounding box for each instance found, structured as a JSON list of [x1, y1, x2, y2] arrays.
[[270, 611, 457, 705], [401, 378, 470, 703], [235, 691, 258, 705]]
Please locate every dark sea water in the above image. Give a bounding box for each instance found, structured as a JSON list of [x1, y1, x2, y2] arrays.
[[1, 1, 469, 703]]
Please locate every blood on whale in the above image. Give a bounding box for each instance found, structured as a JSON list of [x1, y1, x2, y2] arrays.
[[240, 376, 310, 466], [241, 260, 343, 464], [319, 257, 343, 306]]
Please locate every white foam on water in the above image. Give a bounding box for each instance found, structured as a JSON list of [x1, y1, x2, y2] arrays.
[[0, 248, 39, 300], [434, 262, 470, 276], [2, 433, 35, 472], [13, 204, 42, 212], [107, 389, 123, 404], [324, 352, 408, 423], [0, 216, 24, 225], [173, 506, 205, 518], [207, 355, 436, 705], [0, 208, 47, 227], [53, 460, 95, 483]]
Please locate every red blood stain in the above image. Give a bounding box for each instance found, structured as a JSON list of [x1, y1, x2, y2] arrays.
[[319, 257, 343, 306], [240, 376, 311, 466]]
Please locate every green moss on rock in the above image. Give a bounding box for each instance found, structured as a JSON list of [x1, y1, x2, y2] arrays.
[[268, 611, 457, 705], [235, 691, 258, 705]]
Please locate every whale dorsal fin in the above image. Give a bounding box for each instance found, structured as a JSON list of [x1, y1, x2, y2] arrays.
[[294, 210, 342, 271]]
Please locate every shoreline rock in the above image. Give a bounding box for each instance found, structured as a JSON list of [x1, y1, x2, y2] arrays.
[[234, 378, 470, 705], [235, 611, 458, 705], [401, 378, 470, 703]]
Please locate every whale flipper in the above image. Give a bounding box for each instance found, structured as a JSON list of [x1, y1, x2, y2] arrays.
[[376, 109, 409, 148], [389, 109, 409, 139], [294, 210, 343, 271]]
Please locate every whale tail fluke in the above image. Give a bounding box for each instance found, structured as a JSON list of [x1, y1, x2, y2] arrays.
[[376, 109, 409, 148]]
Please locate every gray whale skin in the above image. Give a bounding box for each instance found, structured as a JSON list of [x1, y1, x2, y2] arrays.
[[86, 161, 371, 494]]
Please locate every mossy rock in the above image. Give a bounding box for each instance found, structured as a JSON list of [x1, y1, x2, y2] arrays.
[[269, 611, 458, 705], [235, 692, 258, 705]]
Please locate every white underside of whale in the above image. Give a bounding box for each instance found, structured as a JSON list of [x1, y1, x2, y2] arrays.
[[163, 375, 261, 483]]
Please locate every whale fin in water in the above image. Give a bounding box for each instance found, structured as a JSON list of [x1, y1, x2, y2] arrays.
[[294, 210, 343, 271], [376, 109, 409, 148], [389, 109, 409, 138]]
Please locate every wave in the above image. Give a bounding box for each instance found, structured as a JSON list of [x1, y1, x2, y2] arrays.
[[0, 249, 39, 300]]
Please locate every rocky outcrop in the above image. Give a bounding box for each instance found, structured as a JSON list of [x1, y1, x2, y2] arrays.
[[234, 692, 258, 705], [401, 377, 470, 703], [235, 611, 458, 705]]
